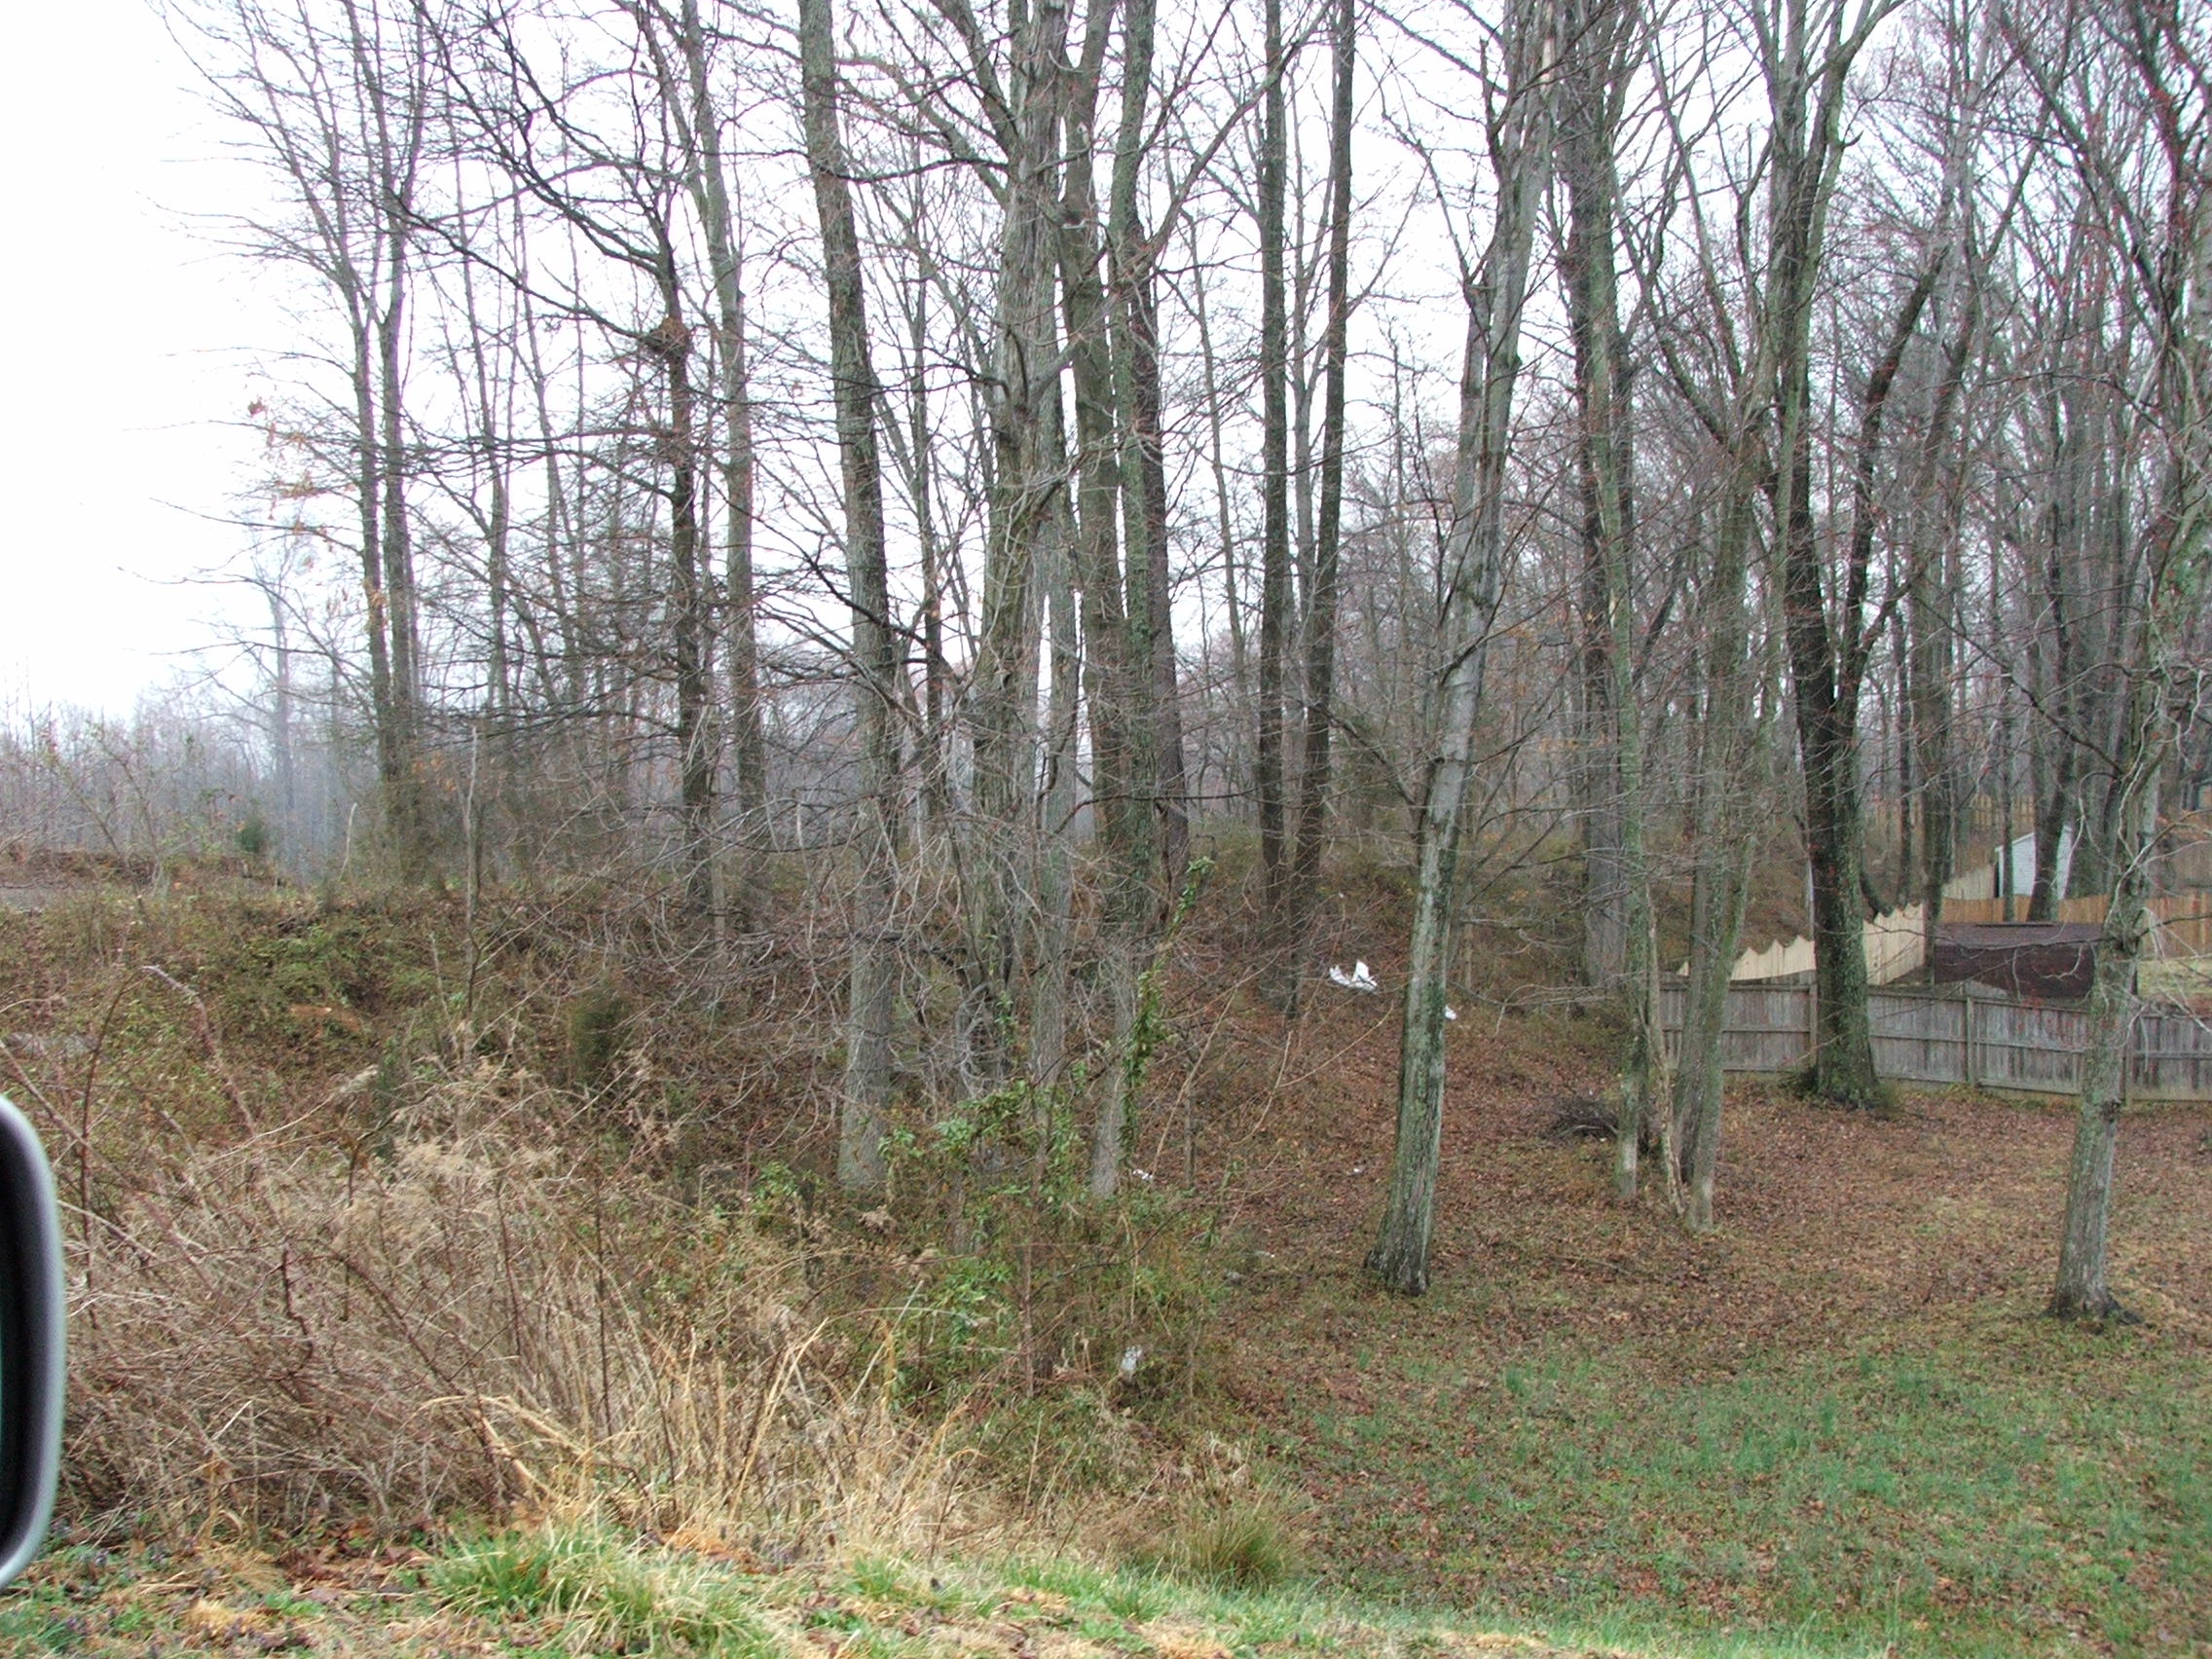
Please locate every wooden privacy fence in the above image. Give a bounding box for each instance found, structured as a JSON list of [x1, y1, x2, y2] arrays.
[[2166, 837, 2212, 890], [1690, 903, 1931, 986], [1657, 980, 2212, 1102]]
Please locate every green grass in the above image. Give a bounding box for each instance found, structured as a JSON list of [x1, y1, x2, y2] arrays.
[[434, 1529, 780, 1656], [23, 1507, 2199, 1659], [2139, 957, 2212, 1005], [1275, 1317, 2212, 1657], [433, 1530, 1864, 1659]]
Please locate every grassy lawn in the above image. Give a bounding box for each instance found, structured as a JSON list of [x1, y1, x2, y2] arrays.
[[10, 1357, 2201, 1659], [1277, 1318, 2210, 1656], [2138, 957, 2212, 1007]]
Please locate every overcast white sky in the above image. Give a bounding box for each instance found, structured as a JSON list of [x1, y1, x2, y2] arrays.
[[1, 0, 276, 715]]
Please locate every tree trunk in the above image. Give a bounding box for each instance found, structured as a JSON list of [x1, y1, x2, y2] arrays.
[[2046, 0, 2207, 1314], [1288, 0, 1354, 1002], [1193, 255, 1248, 803], [798, 0, 902, 1192], [2052, 631, 2163, 1320], [965, 0, 1067, 1087], [1909, 232, 1983, 965], [1675, 491, 1766, 1234], [1031, 506, 1080, 1104], [1105, 0, 1188, 897], [377, 215, 426, 875], [2049, 876, 2140, 1321], [1367, 0, 1553, 1294], [1557, 0, 1654, 1195], [1255, 0, 1293, 956], [1762, 0, 1903, 1109], [350, 0, 430, 878], [1056, 0, 1153, 1197], [2029, 367, 2087, 920], [348, 303, 405, 865], [1128, 273, 1190, 889]]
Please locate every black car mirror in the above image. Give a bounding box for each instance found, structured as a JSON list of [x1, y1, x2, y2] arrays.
[[0, 1095, 63, 1589]]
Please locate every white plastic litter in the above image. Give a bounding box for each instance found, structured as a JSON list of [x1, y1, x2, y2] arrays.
[[1327, 960, 1380, 993], [1445, 1006, 1458, 1021]]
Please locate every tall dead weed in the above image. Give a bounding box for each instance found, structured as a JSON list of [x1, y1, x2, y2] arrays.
[[44, 1051, 979, 1551]]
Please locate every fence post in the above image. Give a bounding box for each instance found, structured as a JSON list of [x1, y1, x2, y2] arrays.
[[1961, 988, 1978, 1089]]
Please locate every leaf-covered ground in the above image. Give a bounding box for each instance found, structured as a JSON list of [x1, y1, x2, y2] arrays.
[[1205, 988, 2212, 1658]]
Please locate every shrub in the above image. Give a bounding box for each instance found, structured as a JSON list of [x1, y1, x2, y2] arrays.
[[55, 1052, 978, 1554], [1173, 1493, 1302, 1589], [565, 984, 632, 1090], [879, 1099, 1229, 1426], [1122, 1483, 1305, 1592]]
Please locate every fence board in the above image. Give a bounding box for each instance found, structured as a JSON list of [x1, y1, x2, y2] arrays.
[[1658, 981, 2212, 1101], [2132, 1009, 2212, 1101], [1971, 998, 2084, 1095], [1869, 992, 1966, 1085], [2168, 850, 2212, 888], [1942, 898, 2017, 925]]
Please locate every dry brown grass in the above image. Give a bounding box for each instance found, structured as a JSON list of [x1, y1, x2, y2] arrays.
[[37, 1050, 979, 1551], [0, 879, 993, 1553]]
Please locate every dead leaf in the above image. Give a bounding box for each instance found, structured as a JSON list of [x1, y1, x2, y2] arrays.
[[1152, 1636, 1233, 1659], [184, 1598, 275, 1639]]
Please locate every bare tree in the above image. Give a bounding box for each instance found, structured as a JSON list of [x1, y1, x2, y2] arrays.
[[1555, 0, 1659, 1196], [1288, 0, 1357, 1000], [2004, 0, 2211, 1320], [1368, 0, 1557, 1295], [188, 0, 441, 873], [799, 0, 903, 1190]]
